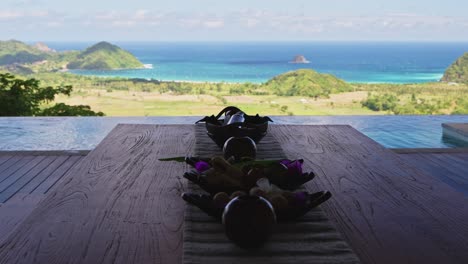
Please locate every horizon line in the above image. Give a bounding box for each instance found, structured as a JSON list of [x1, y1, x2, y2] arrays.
[[11, 39, 468, 43]]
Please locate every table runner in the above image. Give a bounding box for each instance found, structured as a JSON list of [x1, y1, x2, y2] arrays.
[[182, 125, 361, 264]]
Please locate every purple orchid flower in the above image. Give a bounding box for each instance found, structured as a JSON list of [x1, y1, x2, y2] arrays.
[[279, 159, 303, 177], [194, 161, 211, 172]]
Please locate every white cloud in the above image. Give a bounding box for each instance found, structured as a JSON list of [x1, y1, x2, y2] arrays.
[[111, 20, 136, 27], [245, 18, 259, 28], [30, 10, 49, 17], [1, 8, 467, 40], [203, 19, 224, 29], [95, 11, 120, 20], [46, 21, 62, 27], [0, 11, 23, 19], [231, 11, 468, 35], [178, 18, 201, 29], [134, 10, 149, 20], [6, 0, 44, 7], [0, 10, 51, 20], [92, 10, 166, 28]]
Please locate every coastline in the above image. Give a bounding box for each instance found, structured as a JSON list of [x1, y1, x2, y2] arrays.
[[67, 70, 255, 84], [53, 41, 462, 85], [66, 70, 444, 85]]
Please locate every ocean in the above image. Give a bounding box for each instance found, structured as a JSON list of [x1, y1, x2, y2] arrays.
[[45, 41, 467, 84]]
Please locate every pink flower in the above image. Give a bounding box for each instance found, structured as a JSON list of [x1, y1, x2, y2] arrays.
[[280, 159, 303, 177], [195, 161, 211, 172]]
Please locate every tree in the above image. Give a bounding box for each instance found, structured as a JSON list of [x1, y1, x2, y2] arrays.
[[361, 93, 398, 111], [0, 73, 104, 116], [39, 103, 104, 116]]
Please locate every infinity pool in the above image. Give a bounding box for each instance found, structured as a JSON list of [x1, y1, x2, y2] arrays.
[[1, 116, 467, 150]]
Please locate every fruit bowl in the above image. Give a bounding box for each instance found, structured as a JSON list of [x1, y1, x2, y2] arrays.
[[182, 191, 332, 222], [196, 106, 273, 147], [184, 156, 315, 195]]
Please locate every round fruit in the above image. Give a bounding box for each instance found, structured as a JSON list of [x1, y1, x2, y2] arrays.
[[223, 136, 257, 161], [230, 190, 247, 200], [213, 192, 231, 208], [222, 195, 276, 248]]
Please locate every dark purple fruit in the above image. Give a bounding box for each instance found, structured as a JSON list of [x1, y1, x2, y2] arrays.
[[223, 136, 257, 161], [222, 195, 276, 249]]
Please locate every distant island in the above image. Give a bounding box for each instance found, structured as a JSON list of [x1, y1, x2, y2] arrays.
[[290, 55, 310, 64], [0, 40, 143, 73], [441, 52, 468, 84]]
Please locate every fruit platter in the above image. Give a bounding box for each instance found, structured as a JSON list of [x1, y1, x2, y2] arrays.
[[161, 107, 331, 248], [181, 156, 330, 221], [184, 156, 316, 193]]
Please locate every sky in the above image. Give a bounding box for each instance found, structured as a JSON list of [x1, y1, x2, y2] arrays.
[[1, 0, 468, 42]]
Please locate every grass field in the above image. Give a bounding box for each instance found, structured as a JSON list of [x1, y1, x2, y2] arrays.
[[19, 71, 468, 116], [53, 89, 381, 116]]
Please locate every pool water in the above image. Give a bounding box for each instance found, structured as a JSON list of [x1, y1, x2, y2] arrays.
[[1, 116, 467, 150]]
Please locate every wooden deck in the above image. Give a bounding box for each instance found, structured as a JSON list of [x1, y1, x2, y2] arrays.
[[397, 152, 468, 195], [0, 151, 87, 244], [0, 125, 467, 264], [270, 125, 468, 264]]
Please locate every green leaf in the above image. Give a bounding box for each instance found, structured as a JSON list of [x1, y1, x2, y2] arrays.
[[158, 156, 186, 162]]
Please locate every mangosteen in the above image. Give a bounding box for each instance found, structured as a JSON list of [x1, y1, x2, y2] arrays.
[[222, 195, 276, 249], [223, 136, 257, 161]]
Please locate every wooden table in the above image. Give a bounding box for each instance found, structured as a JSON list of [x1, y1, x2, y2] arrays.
[[1, 124, 468, 264]]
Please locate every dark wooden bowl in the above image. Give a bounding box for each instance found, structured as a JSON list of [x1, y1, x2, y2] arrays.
[[205, 120, 269, 148], [206, 123, 268, 148], [196, 106, 273, 148], [182, 191, 332, 222]]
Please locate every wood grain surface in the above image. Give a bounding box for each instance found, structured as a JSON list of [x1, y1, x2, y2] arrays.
[[269, 125, 468, 264], [1, 124, 467, 264], [0, 125, 194, 264], [398, 152, 468, 195], [0, 154, 85, 245]]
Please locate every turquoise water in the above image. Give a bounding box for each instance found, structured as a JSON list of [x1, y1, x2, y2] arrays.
[[46, 42, 468, 84], [1, 116, 467, 150]]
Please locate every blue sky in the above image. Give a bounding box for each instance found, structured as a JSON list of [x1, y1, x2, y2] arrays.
[[1, 0, 467, 41]]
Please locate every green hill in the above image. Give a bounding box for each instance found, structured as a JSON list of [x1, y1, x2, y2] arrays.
[[262, 69, 353, 97], [442, 53, 468, 83], [67, 42, 143, 70], [0, 40, 49, 66], [0, 40, 144, 72]]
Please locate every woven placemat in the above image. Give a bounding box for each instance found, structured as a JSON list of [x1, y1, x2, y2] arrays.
[[182, 124, 361, 264]]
